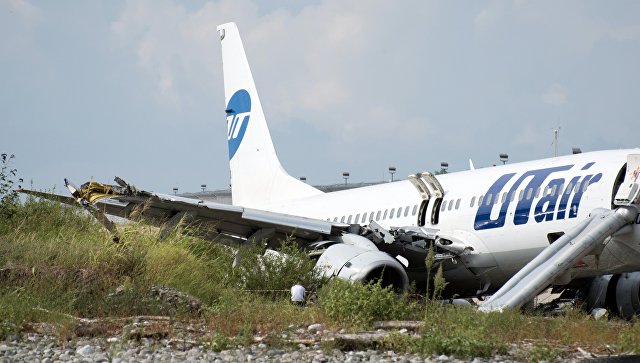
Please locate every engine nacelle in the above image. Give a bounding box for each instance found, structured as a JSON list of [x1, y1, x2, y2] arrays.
[[585, 272, 640, 319], [315, 243, 409, 292]]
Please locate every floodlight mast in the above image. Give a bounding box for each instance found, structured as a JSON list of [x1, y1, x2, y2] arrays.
[[388, 166, 396, 182], [440, 162, 448, 174], [499, 153, 509, 165], [342, 172, 350, 185]]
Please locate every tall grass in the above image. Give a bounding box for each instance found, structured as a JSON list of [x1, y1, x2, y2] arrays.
[[2, 197, 640, 360], [0, 198, 326, 336], [318, 278, 417, 330]]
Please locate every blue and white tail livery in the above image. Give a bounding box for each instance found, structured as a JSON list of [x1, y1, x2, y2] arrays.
[[217, 23, 322, 208], [217, 23, 640, 317]]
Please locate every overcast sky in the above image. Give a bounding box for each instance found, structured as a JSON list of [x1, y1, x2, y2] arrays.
[[2, 0, 639, 194]]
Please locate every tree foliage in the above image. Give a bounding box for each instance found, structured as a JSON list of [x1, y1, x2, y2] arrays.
[[0, 153, 22, 218]]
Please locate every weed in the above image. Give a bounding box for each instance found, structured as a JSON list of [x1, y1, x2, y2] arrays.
[[231, 236, 325, 293], [209, 332, 232, 351], [318, 278, 414, 330], [618, 320, 640, 353]]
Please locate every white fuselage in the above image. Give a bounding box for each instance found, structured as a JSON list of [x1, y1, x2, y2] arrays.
[[260, 149, 640, 292]]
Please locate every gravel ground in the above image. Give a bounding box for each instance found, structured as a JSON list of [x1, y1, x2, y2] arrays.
[[0, 316, 621, 362], [0, 333, 518, 363]]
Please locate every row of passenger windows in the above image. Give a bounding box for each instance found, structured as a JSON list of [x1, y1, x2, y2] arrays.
[[329, 204, 419, 224], [329, 179, 593, 224]]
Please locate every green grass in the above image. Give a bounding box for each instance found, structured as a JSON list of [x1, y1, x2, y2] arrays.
[[2, 198, 640, 360], [318, 278, 417, 330]]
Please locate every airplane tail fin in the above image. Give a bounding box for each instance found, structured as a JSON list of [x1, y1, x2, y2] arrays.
[[217, 22, 322, 208]]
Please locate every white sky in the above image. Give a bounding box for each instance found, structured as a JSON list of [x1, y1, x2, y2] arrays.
[[2, 0, 639, 194]]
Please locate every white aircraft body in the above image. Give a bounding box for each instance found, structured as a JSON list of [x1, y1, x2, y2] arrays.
[[22, 22, 640, 317]]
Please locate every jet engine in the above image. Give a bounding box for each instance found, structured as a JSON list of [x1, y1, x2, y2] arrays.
[[585, 272, 640, 319], [315, 243, 409, 292]]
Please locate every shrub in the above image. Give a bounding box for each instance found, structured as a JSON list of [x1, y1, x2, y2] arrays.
[[231, 237, 325, 293], [144, 240, 225, 304], [318, 278, 413, 329], [0, 153, 22, 219], [417, 302, 508, 358]]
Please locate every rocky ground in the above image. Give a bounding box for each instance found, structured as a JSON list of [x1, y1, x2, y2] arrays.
[[0, 335, 500, 363], [0, 317, 626, 363], [1, 287, 633, 362]]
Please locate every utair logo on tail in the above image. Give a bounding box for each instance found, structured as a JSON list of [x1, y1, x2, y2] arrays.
[[225, 89, 251, 160], [474, 163, 603, 230]]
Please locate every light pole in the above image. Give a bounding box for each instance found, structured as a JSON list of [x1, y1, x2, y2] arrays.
[[201, 184, 207, 192], [388, 166, 396, 182], [172, 187, 178, 195], [342, 172, 350, 185], [440, 162, 448, 174], [499, 153, 508, 165]]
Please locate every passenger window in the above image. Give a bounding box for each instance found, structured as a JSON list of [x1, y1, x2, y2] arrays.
[[575, 182, 581, 193], [347, 215, 352, 223], [340, 216, 345, 223], [354, 213, 360, 223], [404, 206, 409, 217], [441, 201, 446, 212], [448, 200, 454, 211], [479, 195, 484, 205], [470, 196, 476, 207], [582, 180, 590, 192], [526, 188, 533, 200], [455, 199, 461, 210], [370, 212, 375, 221], [565, 183, 574, 194], [383, 210, 388, 219], [510, 192, 516, 202], [412, 205, 418, 216], [535, 187, 541, 198], [361, 213, 367, 223], [518, 190, 524, 201], [485, 194, 492, 206], [390, 208, 395, 219], [376, 211, 381, 220], [501, 193, 506, 203], [397, 208, 402, 218]]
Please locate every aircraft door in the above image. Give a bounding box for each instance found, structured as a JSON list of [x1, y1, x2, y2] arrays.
[[409, 172, 445, 227]]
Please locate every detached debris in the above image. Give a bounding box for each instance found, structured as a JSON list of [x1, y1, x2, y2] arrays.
[[332, 320, 423, 350], [373, 321, 423, 330], [149, 285, 203, 315], [106, 284, 203, 316]]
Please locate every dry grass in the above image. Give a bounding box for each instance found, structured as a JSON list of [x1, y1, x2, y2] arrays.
[[1, 198, 640, 360]]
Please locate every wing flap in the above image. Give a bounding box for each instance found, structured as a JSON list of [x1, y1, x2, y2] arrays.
[[21, 177, 349, 244]]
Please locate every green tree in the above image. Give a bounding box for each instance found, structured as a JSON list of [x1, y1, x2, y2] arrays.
[[0, 153, 22, 218]]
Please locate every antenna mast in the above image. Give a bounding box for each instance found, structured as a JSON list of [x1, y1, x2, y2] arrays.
[[552, 127, 561, 157]]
